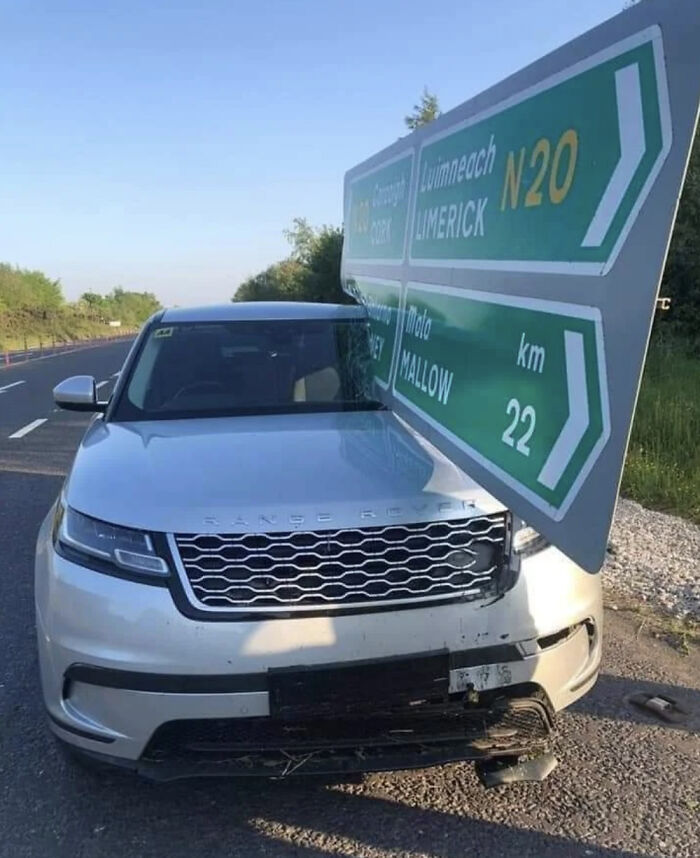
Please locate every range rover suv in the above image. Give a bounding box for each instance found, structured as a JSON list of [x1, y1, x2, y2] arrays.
[[35, 302, 602, 780]]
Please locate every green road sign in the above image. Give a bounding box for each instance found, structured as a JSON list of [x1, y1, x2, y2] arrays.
[[349, 277, 402, 388], [344, 154, 413, 262], [410, 29, 670, 274], [341, 0, 700, 571], [393, 285, 610, 518]]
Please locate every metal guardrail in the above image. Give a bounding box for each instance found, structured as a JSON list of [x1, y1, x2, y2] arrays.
[[1, 334, 135, 368]]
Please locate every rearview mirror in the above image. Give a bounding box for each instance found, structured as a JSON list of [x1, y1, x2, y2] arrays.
[[53, 376, 104, 412]]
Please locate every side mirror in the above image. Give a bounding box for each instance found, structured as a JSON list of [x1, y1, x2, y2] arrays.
[[53, 376, 105, 413]]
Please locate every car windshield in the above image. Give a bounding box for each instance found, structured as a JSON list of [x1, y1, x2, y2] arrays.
[[111, 317, 382, 421]]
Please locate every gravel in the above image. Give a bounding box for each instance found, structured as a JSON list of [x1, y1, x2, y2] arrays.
[[604, 497, 700, 619]]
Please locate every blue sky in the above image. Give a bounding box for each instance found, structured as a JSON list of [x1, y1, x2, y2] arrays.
[[1, 0, 625, 305]]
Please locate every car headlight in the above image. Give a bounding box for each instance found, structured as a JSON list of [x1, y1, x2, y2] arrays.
[[512, 523, 550, 558], [55, 503, 169, 580]]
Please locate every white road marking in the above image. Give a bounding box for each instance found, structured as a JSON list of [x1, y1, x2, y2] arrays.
[[537, 331, 589, 490], [9, 418, 48, 439], [582, 63, 645, 247], [95, 380, 110, 390], [111, 372, 120, 378], [0, 380, 26, 393]]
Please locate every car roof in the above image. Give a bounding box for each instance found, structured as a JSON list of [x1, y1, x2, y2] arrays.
[[160, 302, 367, 324]]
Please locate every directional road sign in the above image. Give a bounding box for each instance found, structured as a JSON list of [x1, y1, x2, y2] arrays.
[[342, 0, 700, 571], [393, 285, 610, 521]]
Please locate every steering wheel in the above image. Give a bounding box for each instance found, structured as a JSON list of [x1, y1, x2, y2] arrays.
[[168, 380, 225, 403]]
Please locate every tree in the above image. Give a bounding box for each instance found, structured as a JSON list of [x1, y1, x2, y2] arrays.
[[234, 219, 347, 304], [404, 88, 441, 130], [0, 263, 162, 349], [233, 259, 306, 303], [80, 286, 160, 325], [284, 217, 317, 264], [659, 132, 700, 348], [80, 291, 104, 308], [0, 264, 64, 312]]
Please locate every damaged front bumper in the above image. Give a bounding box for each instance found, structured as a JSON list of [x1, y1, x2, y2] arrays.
[[63, 685, 556, 781]]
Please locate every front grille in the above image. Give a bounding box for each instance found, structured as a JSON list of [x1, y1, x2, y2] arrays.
[[173, 513, 510, 612]]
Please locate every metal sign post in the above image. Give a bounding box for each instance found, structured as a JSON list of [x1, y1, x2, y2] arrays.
[[341, 0, 700, 571]]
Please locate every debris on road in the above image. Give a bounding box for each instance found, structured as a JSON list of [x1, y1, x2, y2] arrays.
[[475, 752, 558, 788], [627, 691, 691, 724]]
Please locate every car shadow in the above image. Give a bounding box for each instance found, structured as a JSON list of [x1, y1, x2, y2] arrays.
[[30, 745, 654, 858]]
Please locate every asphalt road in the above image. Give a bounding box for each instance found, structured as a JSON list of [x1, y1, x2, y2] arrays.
[[0, 340, 697, 858]]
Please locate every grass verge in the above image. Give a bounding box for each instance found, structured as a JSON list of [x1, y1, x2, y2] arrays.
[[621, 337, 700, 525]]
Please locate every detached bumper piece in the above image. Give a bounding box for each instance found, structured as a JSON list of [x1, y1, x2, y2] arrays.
[[475, 751, 559, 788], [128, 687, 554, 781]]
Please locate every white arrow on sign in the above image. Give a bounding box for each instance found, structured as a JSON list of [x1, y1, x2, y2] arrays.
[[537, 331, 589, 491], [582, 62, 646, 248]]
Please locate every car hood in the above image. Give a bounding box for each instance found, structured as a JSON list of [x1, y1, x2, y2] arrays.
[[65, 411, 505, 534]]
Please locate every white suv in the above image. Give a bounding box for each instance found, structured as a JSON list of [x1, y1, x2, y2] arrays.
[[35, 302, 602, 781]]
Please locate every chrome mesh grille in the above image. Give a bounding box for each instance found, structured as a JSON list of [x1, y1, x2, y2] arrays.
[[173, 513, 509, 612]]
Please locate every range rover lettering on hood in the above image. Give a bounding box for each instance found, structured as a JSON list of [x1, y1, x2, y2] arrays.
[[201, 498, 479, 530]]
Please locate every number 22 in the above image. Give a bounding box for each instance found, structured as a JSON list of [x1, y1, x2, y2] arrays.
[[501, 398, 536, 456]]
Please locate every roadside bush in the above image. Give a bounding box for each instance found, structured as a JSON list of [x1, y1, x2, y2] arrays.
[[622, 336, 700, 523], [0, 265, 160, 351]]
